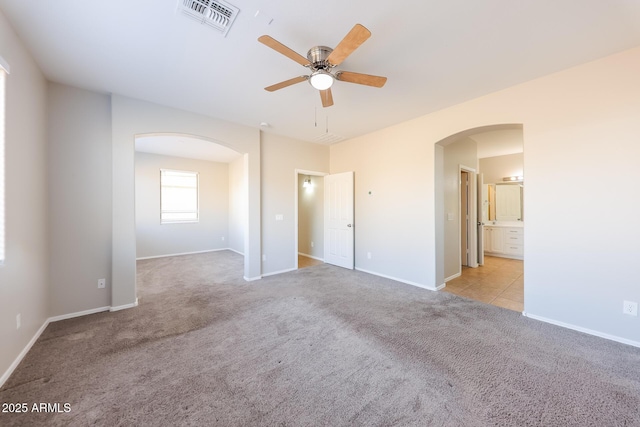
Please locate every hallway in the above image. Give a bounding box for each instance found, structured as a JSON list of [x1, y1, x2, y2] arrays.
[[443, 256, 524, 312]]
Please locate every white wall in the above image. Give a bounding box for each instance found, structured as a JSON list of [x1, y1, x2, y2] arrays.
[[47, 83, 112, 316], [111, 96, 261, 308], [330, 122, 435, 288], [228, 155, 245, 255], [480, 153, 524, 184], [135, 152, 229, 259], [298, 174, 324, 259], [443, 137, 478, 279], [0, 9, 49, 381], [261, 133, 329, 275], [330, 46, 640, 344]]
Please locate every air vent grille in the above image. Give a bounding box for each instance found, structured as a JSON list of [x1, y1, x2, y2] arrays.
[[177, 0, 239, 36], [312, 133, 346, 145]]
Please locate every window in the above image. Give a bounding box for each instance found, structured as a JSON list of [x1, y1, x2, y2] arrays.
[[0, 56, 8, 265], [160, 169, 199, 223]]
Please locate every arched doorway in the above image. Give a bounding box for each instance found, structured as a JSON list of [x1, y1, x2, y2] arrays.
[[110, 96, 261, 311], [435, 124, 525, 311]]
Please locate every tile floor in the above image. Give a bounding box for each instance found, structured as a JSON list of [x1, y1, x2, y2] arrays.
[[298, 254, 324, 269], [442, 256, 524, 312]]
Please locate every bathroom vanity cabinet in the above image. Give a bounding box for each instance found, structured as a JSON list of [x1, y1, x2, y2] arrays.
[[484, 225, 523, 259]]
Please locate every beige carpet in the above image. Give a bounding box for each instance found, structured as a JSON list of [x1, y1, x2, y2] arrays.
[[1, 251, 639, 426]]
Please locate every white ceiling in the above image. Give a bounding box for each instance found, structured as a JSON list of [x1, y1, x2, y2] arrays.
[[135, 135, 241, 163], [1, 0, 640, 144]]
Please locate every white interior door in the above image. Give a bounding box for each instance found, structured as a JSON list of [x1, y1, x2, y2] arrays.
[[460, 171, 469, 266], [477, 173, 484, 266], [324, 171, 354, 269]]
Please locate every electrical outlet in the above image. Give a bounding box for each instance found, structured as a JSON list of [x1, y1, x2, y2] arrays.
[[262, 254, 266, 262], [623, 301, 638, 316], [221, 236, 225, 241], [311, 241, 314, 248], [98, 278, 106, 289], [16, 313, 21, 330], [367, 252, 372, 259]]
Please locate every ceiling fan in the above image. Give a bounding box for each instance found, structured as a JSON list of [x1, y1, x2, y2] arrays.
[[258, 24, 387, 108]]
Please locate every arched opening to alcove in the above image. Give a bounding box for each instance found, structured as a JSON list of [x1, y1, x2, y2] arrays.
[[435, 124, 525, 311]]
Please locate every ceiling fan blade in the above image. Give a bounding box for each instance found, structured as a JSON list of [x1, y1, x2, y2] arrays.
[[258, 35, 310, 67], [320, 88, 334, 108], [265, 76, 308, 92], [336, 71, 387, 88], [326, 24, 371, 66]]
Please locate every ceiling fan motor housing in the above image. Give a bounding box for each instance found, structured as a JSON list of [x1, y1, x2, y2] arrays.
[[307, 46, 334, 70]]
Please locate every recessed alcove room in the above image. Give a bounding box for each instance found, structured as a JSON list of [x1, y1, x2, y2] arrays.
[[1, 1, 639, 425]]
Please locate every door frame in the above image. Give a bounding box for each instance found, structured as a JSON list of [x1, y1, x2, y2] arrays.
[[458, 165, 478, 269], [294, 169, 327, 269]]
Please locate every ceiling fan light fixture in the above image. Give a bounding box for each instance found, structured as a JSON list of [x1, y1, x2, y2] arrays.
[[309, 70, 334, 90]]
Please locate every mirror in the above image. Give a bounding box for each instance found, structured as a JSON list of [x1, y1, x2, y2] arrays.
[[483, 183, 523, 222]]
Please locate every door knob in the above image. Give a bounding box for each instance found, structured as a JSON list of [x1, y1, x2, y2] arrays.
[[347, 224, 352, 227]]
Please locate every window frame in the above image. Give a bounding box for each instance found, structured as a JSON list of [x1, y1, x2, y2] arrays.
[[159, 168, 200, 224]]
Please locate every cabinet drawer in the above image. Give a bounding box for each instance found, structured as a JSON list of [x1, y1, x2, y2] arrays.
[[504, 234, 523, 245], [504, 227, 523, 236], [504, 244, 524, 256]]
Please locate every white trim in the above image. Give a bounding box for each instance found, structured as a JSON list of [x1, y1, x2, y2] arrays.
[[227, 247, 244, 256], [0, 55, 9, 74], [355, 267, 442, 291], [262, 267, 296, 278], [522, 312, 640, 349], [243, 275, 262, 282], [110, 298, 139, 312], [298, 252, 324, 262], [136, 248, 227, 260], [0, 319, 49, 388], [1, 304, 122, 388], [444, 272, 461, 282], [49, 306, 111, 322]]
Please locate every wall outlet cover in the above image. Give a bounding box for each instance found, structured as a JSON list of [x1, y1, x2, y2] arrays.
[[623, 300, 638, 316]]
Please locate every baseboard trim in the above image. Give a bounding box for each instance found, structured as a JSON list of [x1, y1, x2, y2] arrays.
[[110, 298, 139, 312], [49, 306, 111, 323], [243, 275, 262, 282], [444, 272, 461, 282], [298, 252, 324, 262], [136, 249, 227, 260], [262, 267, 297, 278], [522, 312, 640, 349], [227, 248, 244, 256], [1, 300, 142, 389], [355, 268, 440, 291], [0, 318, 49, 389]]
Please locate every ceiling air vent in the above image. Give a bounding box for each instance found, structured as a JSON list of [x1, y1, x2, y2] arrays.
[[312, 133, 346, 145], [177, 0, 239, 36]]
